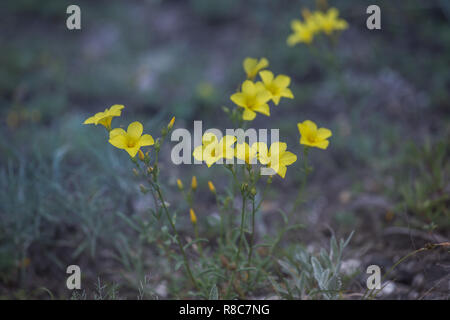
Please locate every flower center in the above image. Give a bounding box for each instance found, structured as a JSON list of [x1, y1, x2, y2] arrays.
[[307, 131, 317, 143], [127, 139, 137, 148], [246, 94, 258, 109], [268, 84, 280, 95]]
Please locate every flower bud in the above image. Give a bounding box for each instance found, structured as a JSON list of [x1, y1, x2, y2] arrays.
[[177, 179, 184, 191], [139, 184, 148, 194], [191, 176, 197, 191], [154, 139, 161, 152], [189, 208, 197, 224], [208, 181, 216, 194], [138, 149, 145, 161], [168, 116, 175, 130]]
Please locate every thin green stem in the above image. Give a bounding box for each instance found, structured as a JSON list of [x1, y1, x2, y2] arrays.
[[290, 147, 311, 219], [247, 197, 256, 266], [154, 185, 198, 290], [225, 194, 247, 298]]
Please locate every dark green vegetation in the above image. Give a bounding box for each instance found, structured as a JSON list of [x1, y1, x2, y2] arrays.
[[0, 0, 449, 299]]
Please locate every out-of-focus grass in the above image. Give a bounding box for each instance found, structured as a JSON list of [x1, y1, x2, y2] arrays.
[[0, 115, 138, 294]]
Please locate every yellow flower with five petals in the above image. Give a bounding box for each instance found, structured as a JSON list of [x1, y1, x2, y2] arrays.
[[83, 104, 124, 131], [257, 142, 297, 178], [259, 71, 294, 105], [297, 120, 332, 150], [193, 133, 236, 167], [314, 8, 348, 35], [108, 121, 155, 157], [287, 20, 315, 46], [230, 80, 272, 121], [243, 57, 269, 80]]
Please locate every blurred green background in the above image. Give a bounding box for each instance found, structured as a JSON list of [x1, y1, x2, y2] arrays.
[[0, 0, 449, 299]]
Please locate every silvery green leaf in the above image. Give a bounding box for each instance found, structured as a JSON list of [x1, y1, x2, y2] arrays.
[[209, 284, 218, 300]]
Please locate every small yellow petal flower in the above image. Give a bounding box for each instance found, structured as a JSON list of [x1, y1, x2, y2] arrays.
[[189, 208, 197, 224], [192, 133, 236, 167], [108, 121, 154, 157], [257, 142, 297, 178], [313, 8, 348, 35], [243, 57, 269, 80], [230, 80, 272, 121], [83, 104, 125, 131], [208, 181, 216, 194], [177, 179, 184, 190], [259, 71, 294, 106], [297, 120, 332, 150], [287, 19, 315, 46], [191, 176, 197, 191]]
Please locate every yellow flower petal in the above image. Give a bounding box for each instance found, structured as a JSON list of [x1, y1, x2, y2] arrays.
[[139, 134, 155, 146], [109, 135, 128, 149], [317, 128, 332, 140], [243, 58, 258, 76], [110, 128, 126, 138], [276, 165, 287, 179], [83, 116, 96, 124], [125, 146, 140, 158], [281, 88, 294, 99], [315, 140, 330, 150], [274, 75, 291, 88], [193, 145, 204, 161], [252, 103, 270, 116], [127, 121, 143, 140], [259, 70, 274, 85], [280, 151, 297, 166], [230, 92, 247, 107], [242, 80, 256, 95], [202, 132, 218, 146], [242, 109, 256, 121]]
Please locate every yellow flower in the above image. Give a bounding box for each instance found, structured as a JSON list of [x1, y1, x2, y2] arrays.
[[259, 71, 294, 105], [314, 8, 348, 35], [168, 116, 175, 130], [243, 57, 269, 80], [193, 133, 236, 167], [83, 104, 124, 130], [189, 208, 197, 224], [177, 179, 184, 190], [108, 121, 155, 157], [230, 80, 272, 121], [257, 142, 297, 178], [191, 176, 198, 191], [235, 142, 258, 164], [297, 120, 332, 149], [208, 181, 216, 194], [287, 19, 316, 46]]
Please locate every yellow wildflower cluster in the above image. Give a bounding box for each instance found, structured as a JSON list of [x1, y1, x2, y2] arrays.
[[83, 105, 158, 158], [231, 57, 294, 121], [193, 134, 297, 178], [287, 7, 348, 46]]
